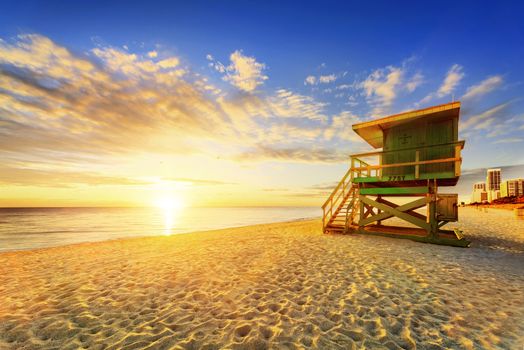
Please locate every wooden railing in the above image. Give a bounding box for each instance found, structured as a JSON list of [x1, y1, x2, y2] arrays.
[[349, 140, 465, 179]]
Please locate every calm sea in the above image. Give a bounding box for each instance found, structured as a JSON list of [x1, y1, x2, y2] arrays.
[[0, 207, 320, 252]]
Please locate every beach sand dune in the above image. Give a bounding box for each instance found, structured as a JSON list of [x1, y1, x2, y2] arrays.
[[0, 207, 523, 349]]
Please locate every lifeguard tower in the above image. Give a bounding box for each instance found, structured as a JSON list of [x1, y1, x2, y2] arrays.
[[321, 102, 470, 247]]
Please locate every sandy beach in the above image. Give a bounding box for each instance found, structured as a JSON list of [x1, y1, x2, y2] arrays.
[[1, 207, 523, 350]]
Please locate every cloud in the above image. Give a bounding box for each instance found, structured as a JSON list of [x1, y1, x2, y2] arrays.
[[92, 47, 184, 77], [492, 137, 523, 144], [304, 74, 338, 85], [304, 75, 316, 85], [361, 66, 403, 115], [319, 74, 337, 84], [460, 102, 510, 131], [0, 34, 231, 163], [418, 64, 464, 106], [212, 50, 268, 92], [323, 111, 362, 142], [307, 182, 339, 191], [335, 83, 355, 90], [462, 75, 503, 100], [235, 145, 349, 163], [0, 165, 150, 187], [486, 114, 524, 138], [406, 72, 424, 92], [268, 89, 328, 122], [437, 64, 464, 97], [0, 31, 370, 188], [162, 177, 236, 186]]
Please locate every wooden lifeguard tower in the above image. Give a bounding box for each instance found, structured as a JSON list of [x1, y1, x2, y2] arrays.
[[321, 102, 470, 247]]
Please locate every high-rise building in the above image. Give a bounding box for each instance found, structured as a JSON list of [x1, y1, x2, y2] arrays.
[[471, 181, 488, 203], [501, 179, 524, 197], [486, 168, 501, 191], [486, 168, 502, 202]]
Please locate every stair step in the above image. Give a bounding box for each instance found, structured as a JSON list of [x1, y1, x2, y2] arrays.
[[326, 227, 345, 231]]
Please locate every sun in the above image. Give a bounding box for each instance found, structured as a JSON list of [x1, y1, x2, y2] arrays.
[[154, 196, 184, 211]]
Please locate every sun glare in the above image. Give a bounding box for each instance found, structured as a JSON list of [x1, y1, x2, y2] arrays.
[[153, 195, 185, 235], [154, 196, 184, 211]]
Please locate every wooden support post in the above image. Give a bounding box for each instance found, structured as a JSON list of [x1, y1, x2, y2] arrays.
[[377, 195, 382, 225], [427, 181, 438, 239], [379, 153, 383, 178], [359, 195, 365, 230], [322, 207, 325, 232], [415, 150, 420, 179], [426, 180, 430, 224], [454, 145, 461, 176]]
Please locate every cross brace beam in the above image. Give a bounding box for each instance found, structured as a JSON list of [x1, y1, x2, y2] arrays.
[[359, 196, 430, 230]]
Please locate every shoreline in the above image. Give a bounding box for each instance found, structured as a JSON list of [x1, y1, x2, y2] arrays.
[[0, 207, 321, 254], [0, 217, 320, 255]]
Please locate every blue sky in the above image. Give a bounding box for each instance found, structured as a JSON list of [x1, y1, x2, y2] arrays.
[[0, 1, 523, 205]]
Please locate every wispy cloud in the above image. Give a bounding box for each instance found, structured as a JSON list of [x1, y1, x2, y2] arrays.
[[462, 75, 503, 100], [419, 64, 464, 105], [486, 114, 524, 138], [0, 165, 150, 187], [492, 137, 523, 144], [268, 89, 328, 122], [235, 145, 348, 163], [437, 64, 464, 97], [460, 102, 510, 131], [335, 83, 355, 90], [406, 72, 424, 92], [162, 177, 236, 186]]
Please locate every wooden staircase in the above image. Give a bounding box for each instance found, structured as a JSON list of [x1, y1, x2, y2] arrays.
[[322, 158, 371, 234]]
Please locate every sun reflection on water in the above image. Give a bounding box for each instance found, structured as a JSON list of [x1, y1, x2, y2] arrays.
[[154, 197, 184, 235]]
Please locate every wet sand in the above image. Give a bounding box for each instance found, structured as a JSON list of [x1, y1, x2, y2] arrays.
[[0, 207, 523, 349]]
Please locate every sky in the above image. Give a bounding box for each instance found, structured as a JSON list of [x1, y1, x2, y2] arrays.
[[0, 1, 523, 207]]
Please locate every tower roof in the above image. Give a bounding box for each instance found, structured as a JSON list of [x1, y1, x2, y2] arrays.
[[352, 102, 461, 148]]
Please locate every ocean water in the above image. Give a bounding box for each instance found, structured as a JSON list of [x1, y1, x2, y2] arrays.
[[0, 207, 321, 252]]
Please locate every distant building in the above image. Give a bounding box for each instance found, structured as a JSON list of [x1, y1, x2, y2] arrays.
[[485, 168, 502, 203], [486, 168, 501, 191], [471, 181, 488, 203], [501, 178, 524, 198], [473, 182, 486, 191]]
